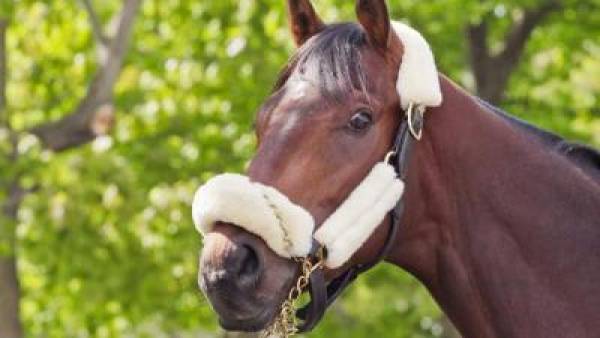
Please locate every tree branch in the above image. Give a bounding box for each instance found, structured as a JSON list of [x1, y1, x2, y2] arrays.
[[80, 0, 109, 47], [466, 20, 490, 90], [465, 1, 562, 104], [498, 1, 562, 71], [30, 0, 141, 152]]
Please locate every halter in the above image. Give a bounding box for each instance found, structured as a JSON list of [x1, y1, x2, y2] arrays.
[[192, 20, 441, 337]]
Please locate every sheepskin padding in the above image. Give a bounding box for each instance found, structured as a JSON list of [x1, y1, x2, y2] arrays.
[[392, 21, 442, 109], [192, 162, 404, 268], [314, 163, 404, 268], [192, 174, 315, 258]]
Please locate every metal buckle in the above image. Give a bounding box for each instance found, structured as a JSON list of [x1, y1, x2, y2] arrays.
[[407, 103, 424, 141]]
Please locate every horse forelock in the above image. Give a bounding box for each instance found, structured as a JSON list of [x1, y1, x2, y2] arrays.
[[273, 23, 370, 102]]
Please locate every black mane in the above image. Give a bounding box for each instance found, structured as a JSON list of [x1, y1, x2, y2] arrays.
[[274, 23, 368, 100], [478, 99, 600, 179]]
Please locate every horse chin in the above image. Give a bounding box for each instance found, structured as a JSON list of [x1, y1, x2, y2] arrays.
[[201, 281, 283, 332], [217, 308, 276, 332], [201, 287, 278, 332]]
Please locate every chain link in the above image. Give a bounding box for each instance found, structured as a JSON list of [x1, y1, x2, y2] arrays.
[[261, 252, 324, 338]]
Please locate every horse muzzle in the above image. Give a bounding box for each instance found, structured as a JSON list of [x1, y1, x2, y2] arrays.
[[193, 161, 403, 332], [198, 222, 298, 332]]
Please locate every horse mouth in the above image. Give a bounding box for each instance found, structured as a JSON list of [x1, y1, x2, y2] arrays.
[[216, 308, 276, 332]]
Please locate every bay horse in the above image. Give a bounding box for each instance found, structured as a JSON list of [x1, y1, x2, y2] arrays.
[[196, 0, 600, 337]]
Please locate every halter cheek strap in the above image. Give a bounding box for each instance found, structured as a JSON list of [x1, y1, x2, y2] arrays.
[[296, 103, 424, 332], [313, 163, 404, 268]]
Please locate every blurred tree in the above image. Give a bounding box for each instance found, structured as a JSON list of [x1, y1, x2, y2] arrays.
[[0, 1, 141, 337], [467, 1, 562, 103], [0, 1, 597, 338], [464, 0, 598, 105], [1, 10, 24, 338]]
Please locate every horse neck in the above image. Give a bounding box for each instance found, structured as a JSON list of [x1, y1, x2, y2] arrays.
[[387, 76, 600, 338]]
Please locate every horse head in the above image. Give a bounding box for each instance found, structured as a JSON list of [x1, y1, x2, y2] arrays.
[[197, 0, 418, 331]]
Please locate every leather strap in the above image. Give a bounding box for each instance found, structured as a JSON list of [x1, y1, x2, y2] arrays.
[[296, 267, 327, 332], [296, 108, 424, 332]]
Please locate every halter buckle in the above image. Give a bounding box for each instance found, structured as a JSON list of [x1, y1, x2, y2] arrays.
[[407, 103, 425, 141]]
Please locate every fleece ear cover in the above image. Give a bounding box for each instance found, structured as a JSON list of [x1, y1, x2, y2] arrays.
[[391, 21, 442, 109]]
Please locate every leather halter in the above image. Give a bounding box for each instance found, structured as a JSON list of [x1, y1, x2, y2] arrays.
[[296, 103, 425, 332]]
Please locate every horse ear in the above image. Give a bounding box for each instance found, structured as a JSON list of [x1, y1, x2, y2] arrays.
[[356, 0, 391, 50], [287, 0, 325, 46]]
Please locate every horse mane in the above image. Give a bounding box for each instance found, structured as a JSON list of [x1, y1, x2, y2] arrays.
[[478, 98, 600, 180], [271, 23, 600, 179], [273, 23, 369, 101]]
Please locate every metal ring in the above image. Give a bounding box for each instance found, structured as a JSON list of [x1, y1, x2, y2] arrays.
[[407, 103, 423, 140], [384, 151, 396, 164]]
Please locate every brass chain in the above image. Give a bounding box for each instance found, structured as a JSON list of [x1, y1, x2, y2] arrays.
[[261, 253, 324, 338]]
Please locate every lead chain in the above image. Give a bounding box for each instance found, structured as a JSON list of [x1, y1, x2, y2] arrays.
[[261, 256, 324, 338]]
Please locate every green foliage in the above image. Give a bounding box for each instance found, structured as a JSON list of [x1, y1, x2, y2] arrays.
[[1, 0, 598, 337]]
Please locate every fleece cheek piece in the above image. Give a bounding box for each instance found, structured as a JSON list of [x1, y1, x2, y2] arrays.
[[314, 163, 404, 268]]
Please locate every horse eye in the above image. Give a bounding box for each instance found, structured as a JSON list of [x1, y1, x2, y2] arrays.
[[347, 110, 373, 132]]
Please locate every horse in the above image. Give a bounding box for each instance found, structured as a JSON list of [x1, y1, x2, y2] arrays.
[[195, 0, 600, 337]]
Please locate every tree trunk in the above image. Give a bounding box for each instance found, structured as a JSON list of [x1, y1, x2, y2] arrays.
[[0, 184, 24, 338], [0, 256, 22, 338], [0, 2, 141, 336], [0, 17, 23, 338], [466, 2, 561, 105]]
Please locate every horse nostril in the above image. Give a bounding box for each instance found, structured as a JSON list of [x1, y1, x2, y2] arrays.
[[236, 244, 261, 285]]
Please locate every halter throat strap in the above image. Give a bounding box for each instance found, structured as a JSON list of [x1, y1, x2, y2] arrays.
[[296, 104, 424, 332]]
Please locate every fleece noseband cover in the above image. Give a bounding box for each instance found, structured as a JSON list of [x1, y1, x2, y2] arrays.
[[192, 174, 315, 258], [193, 163, 404, 268], [192, 20, 441, 269]]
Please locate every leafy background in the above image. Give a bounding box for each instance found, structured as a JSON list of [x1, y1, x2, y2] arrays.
[[0, 0, 598, 337]]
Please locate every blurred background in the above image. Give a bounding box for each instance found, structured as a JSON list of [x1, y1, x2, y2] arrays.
[[0, 0, 598, 337]]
